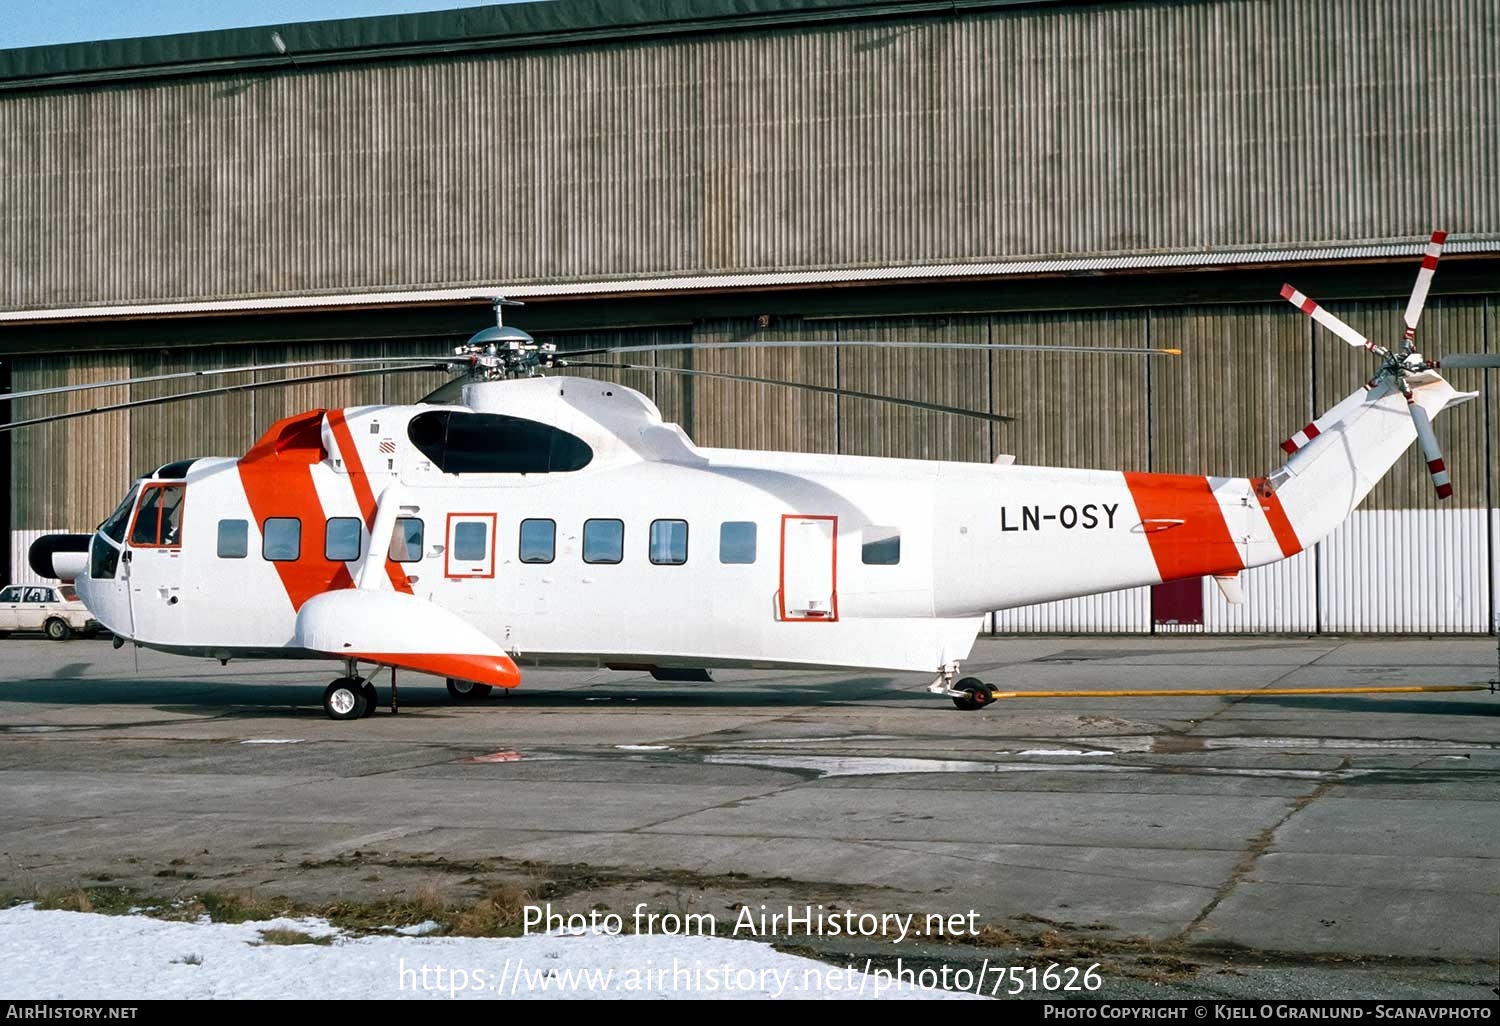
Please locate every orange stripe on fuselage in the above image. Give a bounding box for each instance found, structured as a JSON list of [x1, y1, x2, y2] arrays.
[[325, 408, 413, 596], [237, 409, 354, 612], [1122, 472, 1244, 582], [1252, 478, 1303, 560]]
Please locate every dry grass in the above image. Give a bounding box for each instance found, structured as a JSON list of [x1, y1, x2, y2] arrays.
[[256, 928, 332, 947]]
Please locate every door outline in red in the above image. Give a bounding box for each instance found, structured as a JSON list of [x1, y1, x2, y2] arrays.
[[778, 514, 839, 623], [444, 512, 498, 579]]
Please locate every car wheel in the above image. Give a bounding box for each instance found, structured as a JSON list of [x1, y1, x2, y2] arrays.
[[44, 618, 71, 642]]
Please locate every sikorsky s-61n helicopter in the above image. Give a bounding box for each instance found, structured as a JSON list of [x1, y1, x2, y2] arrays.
[[12, 232, 1497, 719]]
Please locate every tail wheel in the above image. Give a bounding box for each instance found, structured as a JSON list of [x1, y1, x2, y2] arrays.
[[951, 677, 991, 712], [446, 678, 493, 702], [323, 678, 368, 721], [44, 618, 71, 642]]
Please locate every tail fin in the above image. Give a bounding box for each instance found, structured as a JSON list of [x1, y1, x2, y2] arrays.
[[1270, 373, 1477, 549]]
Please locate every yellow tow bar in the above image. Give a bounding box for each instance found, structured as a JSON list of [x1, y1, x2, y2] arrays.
[[986, 684, 1496, 701]]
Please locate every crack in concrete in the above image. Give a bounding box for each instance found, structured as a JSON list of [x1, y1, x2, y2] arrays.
[[1177, 760, 1346, 942]]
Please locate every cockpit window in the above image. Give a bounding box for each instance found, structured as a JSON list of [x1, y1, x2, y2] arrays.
[[129, 484, 185, 547], [407, 411, 593, 475], [99, 485, 140, 544]]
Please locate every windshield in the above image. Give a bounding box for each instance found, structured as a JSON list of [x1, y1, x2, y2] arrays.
[[99, 483, 142, 544]]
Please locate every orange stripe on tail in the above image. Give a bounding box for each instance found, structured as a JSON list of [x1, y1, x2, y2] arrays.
[[1123, 472, 1245, 582], [1252, 478, 1303, 559]]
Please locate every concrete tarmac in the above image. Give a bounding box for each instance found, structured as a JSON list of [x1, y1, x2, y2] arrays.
[[1, 635, 1497, 998]]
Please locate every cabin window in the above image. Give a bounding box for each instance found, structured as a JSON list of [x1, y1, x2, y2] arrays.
[[453, 521, 488, 562], [861, 526, 901, 565], [325, 518, 363, 562], [389, 518, 425, 563], [519, 519, 556, 564], [0, 587, 20, 603], [583, 519, 624, 564], [719, 522, 757, 564], [263, 518, 301, 562], [406, 410, 593, 474], [649, 519, 689, 565], [217, 519, 249, 559], [129, 484, 185, 547]]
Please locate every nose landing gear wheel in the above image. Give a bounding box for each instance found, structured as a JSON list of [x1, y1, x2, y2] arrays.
[[951, 677, 992, 712], [323, 677, 368, 721], [446, 677, 493, 702]]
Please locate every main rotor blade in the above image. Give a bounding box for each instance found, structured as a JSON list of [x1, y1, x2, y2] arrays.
[[1403, 230, 1447, 335], [566, 361, 1013, 423], [1433, 353, 1500, 369], [1280, 284, 1388, 356], [1407, 400, 1453, 500], [0, 355, 461, 403], [0, 364, 451, 434], [565, 340, 1181, 359]]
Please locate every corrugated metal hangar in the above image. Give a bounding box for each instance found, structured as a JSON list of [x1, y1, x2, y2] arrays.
[[1, 0, 1496, 633]]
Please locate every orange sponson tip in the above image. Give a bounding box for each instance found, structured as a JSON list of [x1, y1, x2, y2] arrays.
[[352, 652, 522, 688]]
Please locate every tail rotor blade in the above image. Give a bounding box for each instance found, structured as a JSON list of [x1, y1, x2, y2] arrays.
[[1433, 353, 1500, 370], [1403, 230, 1447, 336], [1408, 401, 1453, 500], [1280, 284, 1387, 356], [1279, 384, 1379, 455]]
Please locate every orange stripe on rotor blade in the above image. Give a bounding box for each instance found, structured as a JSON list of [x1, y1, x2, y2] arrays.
[[326, 408, 413, 596], [352, 651, 521, 688], [1252, 478, 1304, 560], [1123, 472, 1245, 582]]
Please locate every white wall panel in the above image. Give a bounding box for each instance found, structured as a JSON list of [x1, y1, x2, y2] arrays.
[[1204, 548, 1319, 634], [1319, 509, 1491, 633], [993, 586, 1151, 634]]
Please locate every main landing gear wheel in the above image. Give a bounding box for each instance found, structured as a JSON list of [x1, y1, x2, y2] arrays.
[[951, 677, 993, 712], [446, 678, 493, 702], [361, 681, 379, 718], [323, 677, 368, 721]]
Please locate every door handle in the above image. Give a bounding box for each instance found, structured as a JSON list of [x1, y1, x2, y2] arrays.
[[122, 551, 133, 563]]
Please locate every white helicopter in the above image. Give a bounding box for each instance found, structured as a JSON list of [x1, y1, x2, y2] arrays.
[[12, 233, 1496, 719]]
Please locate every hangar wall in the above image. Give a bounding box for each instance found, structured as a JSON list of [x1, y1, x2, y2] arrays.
[[0, 0, 1497, 309]]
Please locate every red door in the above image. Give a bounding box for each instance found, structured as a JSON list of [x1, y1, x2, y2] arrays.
[[1151, 577, 1204, 627]]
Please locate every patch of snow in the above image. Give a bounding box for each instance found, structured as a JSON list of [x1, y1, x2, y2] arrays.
[[0, 907, 973, 1000], [1017, 748, 1113, 757], [393, 920, 442, 937], [240, 739, 304, 745], [615, 745, 673, 752]]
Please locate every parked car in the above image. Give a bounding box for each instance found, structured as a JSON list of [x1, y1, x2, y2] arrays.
[[0, 584, 100, 640]]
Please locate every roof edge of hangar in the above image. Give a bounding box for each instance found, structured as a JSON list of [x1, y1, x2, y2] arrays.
[[0, 0, 1089, 91], [3, 236, 1500, 325]]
